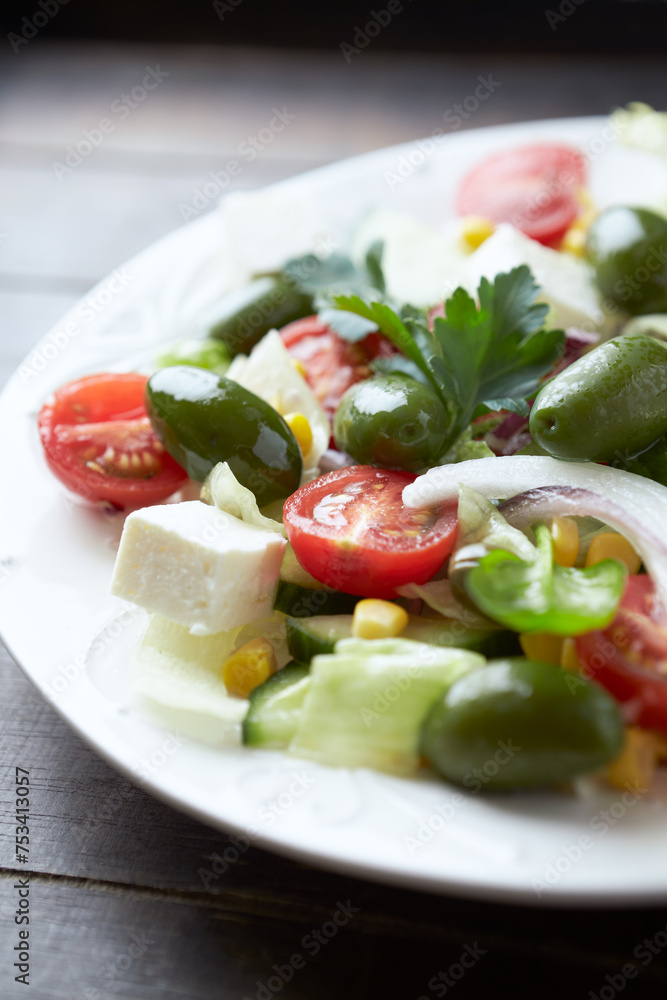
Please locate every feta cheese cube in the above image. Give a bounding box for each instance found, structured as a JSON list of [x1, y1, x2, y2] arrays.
[[463, 223, 612, 333], [111, 501, 286, 635]]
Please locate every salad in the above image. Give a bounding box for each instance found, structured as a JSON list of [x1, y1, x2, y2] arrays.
[[36, 104, 667, 796]]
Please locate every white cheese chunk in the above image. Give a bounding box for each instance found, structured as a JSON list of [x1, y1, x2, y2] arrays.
[[351, 208, 468, 307], [111, 501, 286, 635], [463, 223, 611, 333]]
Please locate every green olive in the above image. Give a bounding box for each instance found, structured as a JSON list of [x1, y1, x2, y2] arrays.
[[529, 333, 667, 463], [209, 277, 313, 357], [333, 374, 449, 472], [420, 658, 624, 791], [586, 206, 667, 315], [145, 365, 302, 503]]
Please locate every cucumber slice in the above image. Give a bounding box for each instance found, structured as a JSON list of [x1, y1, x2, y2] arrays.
[[242, 661, 310, 749], [289, 638, 485, 775], [286, 613, 518, 663], [280, 544, 322, 589], [274, 580, 359, 617], [276, 545, 359, 616], [287, 615, 354, 660]]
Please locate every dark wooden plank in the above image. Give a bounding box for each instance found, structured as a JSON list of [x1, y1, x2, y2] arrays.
[[2, 869, 667, 1000]]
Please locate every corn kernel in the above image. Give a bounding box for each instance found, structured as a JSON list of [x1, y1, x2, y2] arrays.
[[460, 216, 495, 251], [292, 358, 307, 379], [550, 515, 579, 567], [519, 632, 563, 666], [561, 225, 588, 257], [606, 727, 658, 794], [586, 532, 641, 574], [560, 637, 581, 673], [284, 412, 313, 457], [560, 189, 597, 256], [352, 599, 409, 640], [576, 186, 595, 213], [222, 637, 277, 698]]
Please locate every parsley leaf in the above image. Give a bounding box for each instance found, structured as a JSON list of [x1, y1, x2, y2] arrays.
[[282, 253, 361, 296], [330, 294, 439, 389], [432, 266, 562, 432], [282, 240, 385, 304], [329, 265, 564, 451], [282, 242, 388, 344], [364, 240, 386, 295]]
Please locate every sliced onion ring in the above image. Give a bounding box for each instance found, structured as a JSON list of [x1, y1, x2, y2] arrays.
[[403, 455, 667, 617]]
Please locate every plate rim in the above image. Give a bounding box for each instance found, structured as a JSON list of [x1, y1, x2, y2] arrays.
[[4, 112, 667, 908]]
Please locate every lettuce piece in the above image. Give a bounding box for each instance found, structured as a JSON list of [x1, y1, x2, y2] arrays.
[[201, 461, 287, 537], [613, 102, 667, 159], [226, 330, 329, 480], [157, 338, 230, 374], [395, 579, 494, 629], [464, 523, 626, 636], [133, 611, 290, 743], [449, 485, 537, 584], [289, 638, 484, 775], [436, 428, 495, 466]]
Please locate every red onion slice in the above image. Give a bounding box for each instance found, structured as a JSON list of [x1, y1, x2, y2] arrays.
[[403, 456, 667, 615], [318, 448, 355, 474]]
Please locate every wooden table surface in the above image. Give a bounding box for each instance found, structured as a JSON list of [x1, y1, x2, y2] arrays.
[[2, 42, 667, 1000]]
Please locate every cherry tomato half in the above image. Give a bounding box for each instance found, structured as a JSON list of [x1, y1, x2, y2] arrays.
[[283, 466, 458, 599], [280, 316, 395, 425], [38, 373, 188, 508], [457, 143, 587, 246], [575, 575, 667, 732]]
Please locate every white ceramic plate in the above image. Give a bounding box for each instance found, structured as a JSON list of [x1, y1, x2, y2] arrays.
[[3, 116, 667, 908]]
